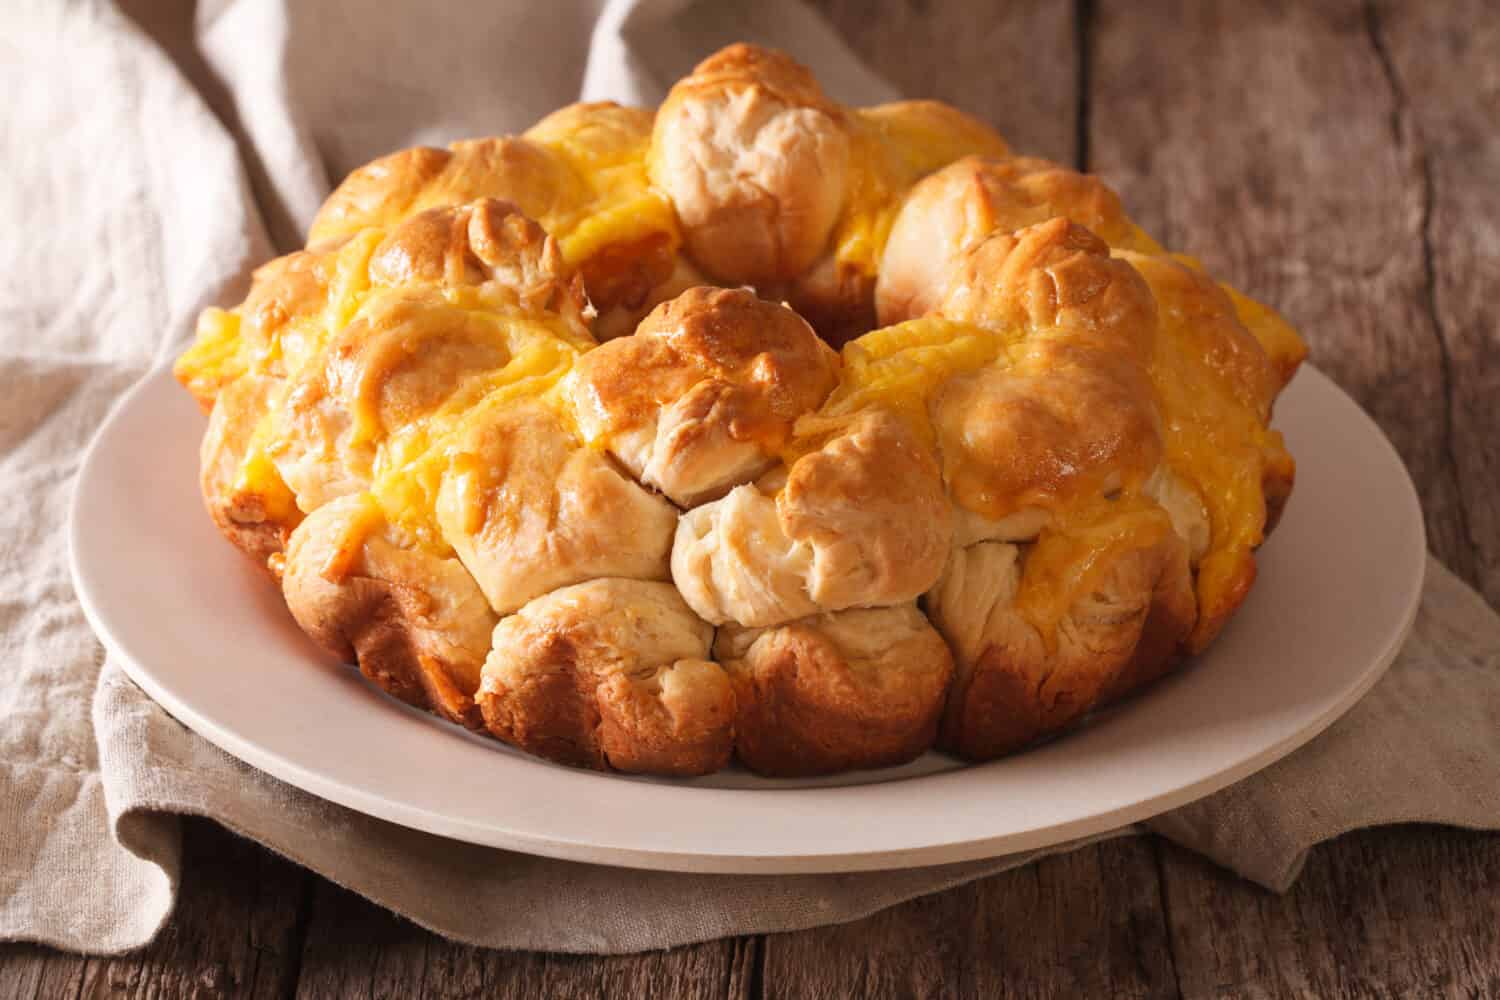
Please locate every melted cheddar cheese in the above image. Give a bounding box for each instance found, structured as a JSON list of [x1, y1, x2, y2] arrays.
[[1012, 494, 1173, 647], [174, 307, 244, 406], [1220, 280, 1308, 386], [832, 104, 1011, 278], [522, 106, 682, 271], [367, 322, 585, 551], [786, 316, 1012, 461], [233, 413, 301, 524]]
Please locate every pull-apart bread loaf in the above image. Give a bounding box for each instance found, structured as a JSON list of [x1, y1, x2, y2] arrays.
[[175, 43, 1305, 777]]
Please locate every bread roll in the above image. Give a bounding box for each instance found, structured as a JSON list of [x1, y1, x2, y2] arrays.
[[478, 579, 733, 775]]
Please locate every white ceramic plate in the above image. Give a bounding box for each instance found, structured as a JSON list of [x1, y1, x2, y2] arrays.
[[70, 364, 1424, 873]]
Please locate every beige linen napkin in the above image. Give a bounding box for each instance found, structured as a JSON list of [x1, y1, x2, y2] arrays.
[[3, 0, 1498, 956]]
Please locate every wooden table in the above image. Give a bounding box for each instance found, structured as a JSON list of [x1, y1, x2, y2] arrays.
[[5, 0, 1498, 995]]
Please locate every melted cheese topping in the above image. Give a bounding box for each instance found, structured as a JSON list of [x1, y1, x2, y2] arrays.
[[524, 113, 682, 269], [1220, 280, 1307, 383], [177, 233, 388, 516], [233, 412, 301, 524], [1142, 268, 1295, 647], [832, 105, 1011, 278], [367, 318, 585, 551], [803, 316, 1009, 450], [1012, 494, 1173, 647], [174, 307, 243, 404]]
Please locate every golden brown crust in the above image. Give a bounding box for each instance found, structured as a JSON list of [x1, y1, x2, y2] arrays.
[[282, 495, 497, 728], [434, 399, 679, 615], [272, 287, 519, 510], [272, 202, 593, 514], [174, 243, 345, 410], [860, 101, 1011, 160], [309, 118, 682, 331], [779, 410, 953, 608], [478, 579, 734, 775], [369, 198, 591, 329], [672, 409, 953, 628], [926, 529, 1195, 760], [309, 140, 565, 247], [567, 286, 839, 505], [523, 101, 656, 155], [198, 374, 301, 569], [1119, 251, 1294, 650], [877, 155, 1162, 325], [932, 219, 1163, 520], [716, 604, 953, 776], [650, 44, 850, 284]]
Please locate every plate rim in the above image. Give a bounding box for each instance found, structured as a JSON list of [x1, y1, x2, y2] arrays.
[[69, 363, 1426, 873]]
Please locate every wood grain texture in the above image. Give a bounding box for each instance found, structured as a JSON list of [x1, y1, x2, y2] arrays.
[[761, 838, 1178, 1000], [1088, 1, 1500, 997], [0, 818, 308, 1000], [1372, 0, 1500, 607], [1089, 0, 1476, 579], [292, 878, 755, 1000], [1157, 827, 1500, 999], [810, 0, 1079, 163]]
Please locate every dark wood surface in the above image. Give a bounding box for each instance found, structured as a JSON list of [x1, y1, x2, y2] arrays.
[[6, 0, 1498, 996]]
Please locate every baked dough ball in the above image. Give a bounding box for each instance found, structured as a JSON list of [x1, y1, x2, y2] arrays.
[[1119, 250, 1296, 650], [310, 138, 567, 248], [197, 373, 301, 568], [272, 201, 592, 512], [433, 399, 678, 615], [877, 156, 1162, 325], [179, 234, 387, 568], [672, 409, 952, 627], [931, 219, 1163, 520], [282, 493, 497, 728], [522, 103, 689, 333], [566, 286, 839, 506], [310, 105, 682, 332], [650, 44, 851, 285], [367, 198, 591, 328], [925, 527, 1195, 760], [174, 238, 350, 410], [783, 100, 1011, 345], [271, 288, 500, 510], [478, 579, 734, 775], [715, 603, 954, 776]]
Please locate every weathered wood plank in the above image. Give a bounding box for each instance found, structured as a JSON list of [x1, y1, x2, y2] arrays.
[[1089, 1, 1500, 997], [292, 877, 754, 1000], [0, 818, 308, 1000], [810, 0, 1080, 164], [1155, 827, 1500, 999], [0, 944, 84, 1000], [81, 819, 307, 1000], [761, 838, 1178, 1000], [1089, 0, 1476, 580], [1374, 0, 1500, 606]]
